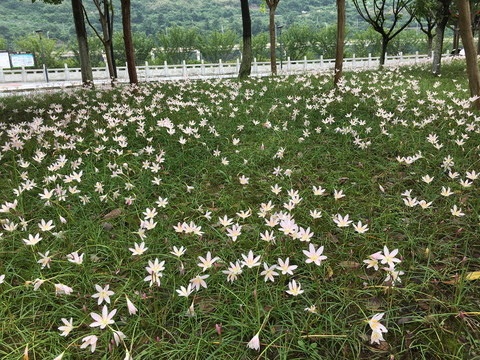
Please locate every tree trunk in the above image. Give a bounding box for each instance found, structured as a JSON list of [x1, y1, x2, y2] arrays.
[[334, 0, 345, 86], [121, 0, 138, 85], [456, 0, 480, 109], [104, 39, 115, 79], [427, 34, 434, 55], [269, 4, 277, 75], [477, 28, 480, 54], [432, 0, 451, 75], [72, 0, 93, 85], [239, 0, 252, 79], [452, 20, 460, 52], [379, 36, 388, 67]]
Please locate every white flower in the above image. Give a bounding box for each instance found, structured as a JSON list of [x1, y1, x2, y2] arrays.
[[286, 279, 304, 296], [126, 295, 137, 315], [90, 305, 117, 329], [58, 318, 74, 337], [247, 333, 260, 351], [80, 335, 98, 353]]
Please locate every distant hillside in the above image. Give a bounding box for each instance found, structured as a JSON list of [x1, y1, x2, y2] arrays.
[[0, 0, 367, 47]]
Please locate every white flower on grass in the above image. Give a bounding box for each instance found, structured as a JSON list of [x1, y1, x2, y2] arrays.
[[198, 251, 220, 272], [55, 283, 73, 295], [113, 330, 126, 346], [66, 251, 84, 265], [91, 284, 114, 305], [125, 295, 137, 315], [353, 221, 369, 234], [190, 274, 209, 291], [58, 318, 74, 337], [333, 214, 352, 227], [0, 274, 4, 284], [378, 246, 401, 268], [367, 313, 388, 340], [303, 244, 327, 266], [239, 175, 249, 185], [222, 261, 243, 283], [170, 246, 186, 257], [176, 283, 194, 297], [247, 333, 260, 351], [90, 305, 116, 329], [241, 250, 261, 268], [38, 219, 55, 231], [450, 205, 465, 217], [277, 257, 298, 275], [286, 279, 304, 296], [129, 242, 148, 256], [260, 262, 278, 282], [23, 233, 42, 246], [80, 335, 98, 352]]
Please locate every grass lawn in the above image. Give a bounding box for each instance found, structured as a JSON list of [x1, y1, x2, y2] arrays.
[[0, 58, 479, 359]]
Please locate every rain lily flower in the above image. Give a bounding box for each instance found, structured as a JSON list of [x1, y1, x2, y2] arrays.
[[241, 251, 261, 268], [92, 284, 114, 305], [90, 305, 117, 329], [190, 274, 209, 291], [129, 242, 148, 256], [126, 295, 137, 315], [247, 333, 260, 351], [198, 251, 220, 272], [80, 335, 98, 352], [303, 244, 327, 266], [260, 262, 279, 282], [378, 246, 401, 268], [58, 318, 74, 337], [277, 257, 298, 275], [286, 279, 304, 296]]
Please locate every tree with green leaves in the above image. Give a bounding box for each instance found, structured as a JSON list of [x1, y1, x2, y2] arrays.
[[14, 33, 65, 68], [282, 24, 314, 60], [251, 33, 269, 61], [28, 0, 93, 84], [113, 32, 154, 65], [156, 26, 199, 64], [198, 29, 238, 63], [239, 0, 252, 79], [352, 0, 415, 67], [0, 36, 7, 50], [412, 0, 437, 54], [312, 24, 339, 59], [83, 0, 116, 80]]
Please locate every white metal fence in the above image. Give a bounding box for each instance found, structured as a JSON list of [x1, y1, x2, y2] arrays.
[[0, 52, 433, 83]]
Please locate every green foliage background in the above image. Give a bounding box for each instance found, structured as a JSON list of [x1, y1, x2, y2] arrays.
[[1, 0, 366, 45]]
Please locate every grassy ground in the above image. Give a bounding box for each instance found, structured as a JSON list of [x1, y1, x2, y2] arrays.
[[0, 58, 479, 359]]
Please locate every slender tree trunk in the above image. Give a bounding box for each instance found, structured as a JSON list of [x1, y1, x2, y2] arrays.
[[72, 0, 93, 85], [239, 0, 252, 79], [456, 0, 480, 109], [427, 34, 434, 55], [334, 0, 345, 86], [269, 4, 277, 75], [432, 0, 451, 75], [379, 36, 388, 67], [477, 28, 480, 54], [121, 0, 137, 85], [453, 21, 460, 52], [104, 39, 115, 79]]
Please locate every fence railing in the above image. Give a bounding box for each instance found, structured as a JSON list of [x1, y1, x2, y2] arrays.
[[0, 52, 434, 83]]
